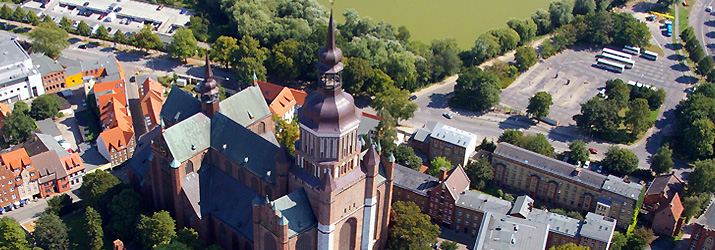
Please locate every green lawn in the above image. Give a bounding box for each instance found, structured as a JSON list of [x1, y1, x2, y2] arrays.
[[649, 108, 660, 123]]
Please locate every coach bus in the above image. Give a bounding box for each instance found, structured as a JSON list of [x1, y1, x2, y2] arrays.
[[641, 50, 658, 61], [595, 58, 625, 73], [600, 52, 635, 68], [602, 48, 632, 59], [623, 45, 641, 55]]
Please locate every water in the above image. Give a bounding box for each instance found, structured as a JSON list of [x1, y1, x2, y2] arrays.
[[325, 0, 553, 49]]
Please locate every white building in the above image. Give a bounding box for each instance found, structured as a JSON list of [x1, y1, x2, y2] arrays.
[[0, 36, 44, 105]]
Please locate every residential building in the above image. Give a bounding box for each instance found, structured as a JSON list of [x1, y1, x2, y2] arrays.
[[96, 125, 135, 167], [58, 55, 125, 88], [19, 133, 85, 189], [129, 11, 394, 250], [528, 209, 616, 250], [491, 142, 643, 228], [0, 36, 44, 105], [138, 76, 164, 133], [473, 212, 550, 250], [428, 124, 477, 167], [31, 150, 70, 197], [410, 121, 441, 154], [60, 152, 85, 187], [35, 118, 63, 141], [29, 53, 65, 94], [643, 173, 685, 236], [688, 203, 715, 250], [256, 80, 307, 107], [0, 148, 39, 210], [0, 161, 20, 211]]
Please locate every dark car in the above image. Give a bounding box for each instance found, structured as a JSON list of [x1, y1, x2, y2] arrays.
[[442, 112, 453, 119], [180, 8, 187, 14], [114, 7, 122, 12], [409, 95, 417, 100], [83, 1, 89, 6], [78, 44, 87, 49]]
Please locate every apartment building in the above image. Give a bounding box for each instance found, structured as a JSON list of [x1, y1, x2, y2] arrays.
[[0, 36, 44, 105], [428, 124, 478, 167]]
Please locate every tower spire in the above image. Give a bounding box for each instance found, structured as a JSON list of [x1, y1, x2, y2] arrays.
[[200, 53, 219, 116], [204, 54, 213, 80], [317, 7, 343, 80]]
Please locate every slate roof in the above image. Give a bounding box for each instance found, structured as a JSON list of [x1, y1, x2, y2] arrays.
[[413, 121, 440, 143], [270, 188, 318, 238], [430, 124, 477, 148], [210, 112, 278, 184], [357, 112, 380, 138], [696, 199, 715, 229], [602, 175, 643, 201], [35, 119, 62, 138], [646, 173, 684, 200], [128, 127, 161, 178], [456, 190, 512, 214], [163, 113, 211, 165], [182, 166, 258, 240], [494, 142, 607, 189], [23, 133, 69, 158], [528, 209, 580, 237], [393, 164, 439, 196], [579, 212, 617, 243], [160, 86, 201, 125], [29, 53, 64, 76], [30, 150, 66, 183], [218, 86, 271, 128]]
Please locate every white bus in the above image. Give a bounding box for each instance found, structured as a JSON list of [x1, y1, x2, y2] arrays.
[[623, 45, 641, 55], [602, 48, 632, 59], [595, 58, 625, 73], [600, 52, 635, 69], [641, 50, 658, 61]]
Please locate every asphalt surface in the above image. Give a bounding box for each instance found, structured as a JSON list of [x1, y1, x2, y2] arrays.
[[691, 0, 715, 56]]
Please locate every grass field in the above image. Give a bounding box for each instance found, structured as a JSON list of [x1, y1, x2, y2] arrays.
[[321, 0, 552, 49]]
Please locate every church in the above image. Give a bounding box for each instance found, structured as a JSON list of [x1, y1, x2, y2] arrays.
[[127, 8, 395, 250]]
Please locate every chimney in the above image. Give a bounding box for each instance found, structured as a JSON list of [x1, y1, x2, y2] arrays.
[[439, 167, 448, 182]]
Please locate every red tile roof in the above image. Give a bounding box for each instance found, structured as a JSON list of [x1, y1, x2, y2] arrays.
[[99, 95, 131, 130], [140, 77, 163, 100], [268, 87, 297, 117], [60, 153, 84, 175], [256, 80, 307, 105], [141, 89, 164, 129], [94, 80, 127, 106], [0, 103, 10, 129], [98, 126, 133, 152], [1, 148, 32, 172], [443, 165, 470, 201]]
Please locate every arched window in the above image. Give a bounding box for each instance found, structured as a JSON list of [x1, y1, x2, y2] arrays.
[[258, 122, 266, 134], [219, 224, 227, 246], [185, 160, 193, 175], [374, 190, 381, 240], [339, 218, 357, 250], [264, 232, 277, 250]]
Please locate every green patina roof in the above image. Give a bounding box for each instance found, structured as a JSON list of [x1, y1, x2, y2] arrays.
[[218, 86, 272, 128], [270, 188, 317, 238], [163, 113, 211, 165]]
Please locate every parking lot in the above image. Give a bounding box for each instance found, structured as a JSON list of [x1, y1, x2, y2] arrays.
[[23, 0, 191, 36], [501, 45, 675, 126]]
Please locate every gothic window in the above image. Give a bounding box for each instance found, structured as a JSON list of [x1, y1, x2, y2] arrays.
[[258, 122, 266, 134], [263, 232, 277, 250], [185, 160, 193, 175], [374, 190, 381, 240], [339, 218, 357, 250]]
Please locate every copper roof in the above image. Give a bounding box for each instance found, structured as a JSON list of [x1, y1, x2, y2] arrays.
[[298, 88, 361, 134], [317, 10, 343, 74]]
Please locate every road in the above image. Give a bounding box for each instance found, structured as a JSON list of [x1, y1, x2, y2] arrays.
[[691, 0, 715, 56]]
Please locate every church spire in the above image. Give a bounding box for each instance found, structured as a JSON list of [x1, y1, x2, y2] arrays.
[[200, 53, 220, 116], [317, 7, 344, 87]]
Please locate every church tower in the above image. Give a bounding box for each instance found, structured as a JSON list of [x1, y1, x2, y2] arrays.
[[290, 5, 391, 250], [200, 54, 220, 117]]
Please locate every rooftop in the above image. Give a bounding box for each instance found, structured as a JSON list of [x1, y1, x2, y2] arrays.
[[29, 53, 64, 76], [579, 212, 617, 243], [160, 85, 201, 125], [163, 113, 210, 164], [218, 86, 271, 128], [456, 190, 513, 214], [474, 212, 549, 250], [392, 164, 439, 196], [430, 123, 477, 148], [35, 119, 62, 138], [601, 175, 643, 201], [527, 209, 580, 237], [270, 188, 318, 238], [646, 173, 684, 200], [413, 121, 441, 143], [509, 195, 534, 219], [0, 37, 29, 67]]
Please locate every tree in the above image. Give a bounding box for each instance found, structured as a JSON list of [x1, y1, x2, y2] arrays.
[[187, 15, 209, 42], [135, 25, 163, 52], [609, 231, 627, 250], [136, 211, 177, 249], [0, 5, 12, 20], [273, 116, 299, 154], [567, 140, 589, 164], [520, 134, 555, 156], [210, 36, 238, 68], [394, 145, 423, 171], [387, 201, 440, 250], [59, 16, 72, 32], [573, 96, 620, 134], [689, 45, 706, 63], [30, 94, 62, 120], [439, 241, 458, 250], [624, 98, 652, 135], [343, 57, 374, 94], [698, 56, 715, 77], [682, 193, 710, 219], [466, 157, 494, 190], [628, 226, 655, 249], [233, 35, 268, 85], [477, 138, 497, 152], [169, 28, 197, 63], [688, 159, 715, 194], [650, 145, 674, 175], [507, 18, 538, 45], [428, 157, 452, 177], [0, 217, 30, 250], [373, 85, 418, 122], [113, 29, 127, 44], [33, 213, 69, 250], [549, 243, 590, 250], [13, 101, 28, 114], [107, 189, 144, 241], [532, 9, 552, 35], [376, 109, 398, 155], [527, 91, 553, 119], [488, 28, 521, 53], [498, 129, 524, 145], [268, 39, 300, 80], [648, 88, 666, 110], [94, 25, 109, 40], [602, 146, 639, 175], [25, 10, 39, 25], [684, 118, 715, 160], [45, 193, 72, 216], [606, 81, 631, 109], [12, 6, 25, 22], [515, 46, 538, 72], [84, 207, 104, 250], [175, 227, 202, 250], [429, 38, 461, 81], [549, 0, 574, 28], [3, 112, 35, 144], [76, 20, 91, 36], [573, 0, 596, 15], [155, 242, 192, 250], [79, 170, 121, 209], [451, 67, 501, 112], [28, 22, 69, 58]]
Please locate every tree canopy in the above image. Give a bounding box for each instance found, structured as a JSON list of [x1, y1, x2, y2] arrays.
[[169, 28, 198, 62], [28, 22, 70, 58], [136, 211, 177, 249], [387, 201, 440, 250], [549, 243, 590, 250], [3, 112, 35, 144], [376, 109, 398, 155], [372, 85, 418, 122], [273, 116, 299, 155], [84, 206, 104, 250], [451, 67, 501, 112], [30, 94, 62, 120], [527, 91, 553, 119], [650, 145, 673, 175], [0, 217, 30, 250], [515, 46, 538, 72], [428, 157, 452, 177], [466, 157, 494, 190], [107, 189, 144, 241], [688, 159, 715, 194], [79, 170, 122, 210], [33, 213, 69, 250], [394, 145, 423, 171], [498, 130, 555, 157], [135, 25, 163, 52], [602, 146, 639, 175], [77, 20, 91, 36], [567, 140, 590, 164]]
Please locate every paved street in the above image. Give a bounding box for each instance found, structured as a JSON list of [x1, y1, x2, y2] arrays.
[[1, 187, 81, 225], [691, 0, 715, 56]]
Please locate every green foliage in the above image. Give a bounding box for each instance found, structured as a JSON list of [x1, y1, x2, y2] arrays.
[[107, 189, 144, 241], [650, 145, 673, 175], [573, 96, 620, 135], [136, 211, 176, 249], [682, 193, 711, 220], [25, 10, 38, 25], [223, 0, 326, 45], [498, 129, 524, 145], [76, 20, 91, 36], [372, 85, 418, 122], [470, 33, 502, 64], [376, 109, 398, 155], [689, 44, 706, 63], [451, 67, 501, 112], [531, 9, 552, 35], [79, 170, 121, 210], [30, 94, 62, 120], [477, 138, 497, 152], [602, 146, 639, 175], [3, 112, 35, 144], [549, 243, 590, 250], [624, 98, 653, 135], [439, 241, 458, 250], [428, 38, 461, 81], [628, 227, 654, 249], [549, 208, 583, 220], [187, 15, 209, 42], [268, 40, 301, 79], [12, 6, 25, 22], [233, 35, 268, 86], [549, 0, 574, 28], [59, 17, 72, 33], [0, 5, 12, 20], [343, 57, 374, 94], [610, 231, 628, 250], [273, 115, 299, 154], [45, 193, 72, 216], [573, 0, 596, 15], [175, 227, 203, 250], [688, 159, 715, 194], [13, 101, 28, 114], [94, 25, 109, 40], [155, 242, 192, 250], [210, 36, 237, 68], [84, 207, 104, 250], [135, 25, 163, 52], [675, 93, 715, 160], [0, 217, 30, 250], [33, 213, 69, 250], [698, 56, 715, 77], [113, 29, 127, 44], [680, 27, 696, 44], [567, 140, 590, 164], [394, 145, 423, 171], [387, 201, 440, 250], [507, 18, 538, 45], [28, 22, 69, 58], [498, 130, 555, 157], [527, 91, 553, 119], [428, 157, 452, 177], [169, 28, 198, 62], [465, 157, 494, 190], [515, 46, 538, 72], [488, 27, 520, 53]]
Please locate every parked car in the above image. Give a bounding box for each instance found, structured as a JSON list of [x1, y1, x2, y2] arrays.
[[78, 44, 87, 49], [409, 95, 417, 100], [589, 148, 598, 154], [707, 5, 712, 12], [442, 112, 453, 119], [114, 7, 122, 12], [180, 8, 187, 14], [83, 1, 89, 6]]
